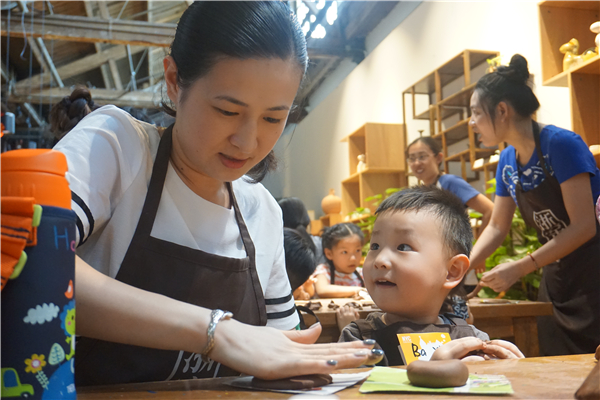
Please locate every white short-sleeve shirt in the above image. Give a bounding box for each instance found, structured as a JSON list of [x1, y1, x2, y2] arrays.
[[54, 105, 297, 329]]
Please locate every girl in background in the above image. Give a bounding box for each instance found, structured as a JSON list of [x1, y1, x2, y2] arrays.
[[314, 223, 365, 298]]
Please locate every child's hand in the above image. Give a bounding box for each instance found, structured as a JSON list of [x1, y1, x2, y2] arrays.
[[431, 337, 487, 361], [336, 305, 360, 331], [480, 339, 524, 359]]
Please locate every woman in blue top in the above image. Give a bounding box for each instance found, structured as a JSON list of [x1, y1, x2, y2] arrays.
[[469, 54, 600, 356], [406, 137, 494, 230]]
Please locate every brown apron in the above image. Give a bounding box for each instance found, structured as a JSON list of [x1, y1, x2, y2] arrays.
[[355, 314, 480, 366], [515, 122, 600, 356], [76, 125, 267, 385]]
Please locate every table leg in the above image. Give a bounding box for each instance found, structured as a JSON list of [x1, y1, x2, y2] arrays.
[[513, 316, 539, 357]]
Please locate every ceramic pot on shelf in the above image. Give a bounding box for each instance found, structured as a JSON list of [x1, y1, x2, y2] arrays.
[[321, 189, 341, 215]]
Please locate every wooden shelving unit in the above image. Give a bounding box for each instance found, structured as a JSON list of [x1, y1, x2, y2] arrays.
[[401, 50, 500, 181], [340, 123, 407, 216], [539, 1, 600, 149]]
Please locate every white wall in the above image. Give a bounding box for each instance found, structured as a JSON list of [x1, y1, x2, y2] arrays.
[[265, 1, 571, 216]]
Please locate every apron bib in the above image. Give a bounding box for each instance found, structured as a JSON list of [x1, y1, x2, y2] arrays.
[[76, 125, 267, 385], [515, 123, 600, 356], [355, 314, 478, 366]]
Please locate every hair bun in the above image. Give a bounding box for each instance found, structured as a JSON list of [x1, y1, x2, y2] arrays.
[[69, 86, 93, 108], [497, 54, 530, 85]]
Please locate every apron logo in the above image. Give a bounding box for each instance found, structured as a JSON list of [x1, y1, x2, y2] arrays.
[[533, 209, 567, 242], [166, 351, 222, 380]]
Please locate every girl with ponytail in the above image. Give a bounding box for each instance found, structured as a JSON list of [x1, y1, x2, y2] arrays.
[[468, 54, 600, 356]]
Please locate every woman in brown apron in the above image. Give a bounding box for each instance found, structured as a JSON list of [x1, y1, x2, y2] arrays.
[[469, 54, 600, 355], [62, 2, 381, 386]]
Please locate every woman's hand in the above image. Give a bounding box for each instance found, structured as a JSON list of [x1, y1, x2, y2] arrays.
[[210, 319, 383, 380], [480, 260, 526, 293]]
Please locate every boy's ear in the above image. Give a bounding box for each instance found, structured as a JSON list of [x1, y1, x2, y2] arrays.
[[324, 248, 334, 261], [443, 254, 470, 290]]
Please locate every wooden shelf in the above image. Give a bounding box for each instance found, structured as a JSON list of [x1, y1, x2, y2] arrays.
[[539, 1, 600, 84], [472, 159, 499, 173], [539, 2, 600, 148], [341, 123, 405, 175], [543, 55, 600, 87], [342, 167, 405, 184], [435, 118, 470, 145], [402, 49, 499, 183], [445, 148, 471, 162], [403, 49, 498, 96], [340, 123, 408, 216]]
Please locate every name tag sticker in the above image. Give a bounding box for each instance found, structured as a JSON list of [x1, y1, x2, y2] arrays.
[[397, 332, 451, 365]]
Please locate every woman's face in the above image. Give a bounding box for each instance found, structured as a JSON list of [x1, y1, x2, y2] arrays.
[[407, 141, 442, 184], [166, 56, 302, 184], [469, 90, 497, 147]]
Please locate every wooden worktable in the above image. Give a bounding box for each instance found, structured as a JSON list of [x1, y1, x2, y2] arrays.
[[296, 298, 553, 357], [78, 353, 597, 399]]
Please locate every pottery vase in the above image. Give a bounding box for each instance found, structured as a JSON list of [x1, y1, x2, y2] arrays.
[[321, 189, 342, 215]]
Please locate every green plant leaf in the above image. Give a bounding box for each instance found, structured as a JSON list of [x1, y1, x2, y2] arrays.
[[364, 194, 382, 202], [469, 211, 483, 218]]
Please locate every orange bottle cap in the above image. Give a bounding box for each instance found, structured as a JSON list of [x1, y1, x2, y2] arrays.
[[1, 149, 71, 209]]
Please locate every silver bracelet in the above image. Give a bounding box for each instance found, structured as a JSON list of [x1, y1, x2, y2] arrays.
[[200, 309, 233, 363]]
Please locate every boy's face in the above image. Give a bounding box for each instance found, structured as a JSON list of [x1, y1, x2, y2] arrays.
[[363, 210, 451, 321]]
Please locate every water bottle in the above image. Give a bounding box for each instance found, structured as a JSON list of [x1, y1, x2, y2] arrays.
[[1, 149, 77, 399]]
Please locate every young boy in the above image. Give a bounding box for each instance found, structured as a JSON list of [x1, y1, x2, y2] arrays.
[[338, 186, 524, 365]]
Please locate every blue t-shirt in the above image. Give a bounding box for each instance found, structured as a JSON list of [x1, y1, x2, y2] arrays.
[[496, 125, 600, 207], [437, 174, 480, 205]]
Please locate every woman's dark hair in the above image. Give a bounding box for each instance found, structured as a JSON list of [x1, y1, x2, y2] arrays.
[[278, 197, 311, 231], [474, 54, 540, 125], [283, 227, 316, 291], [163, 1, 308, 183], [321, 223, 365, 286], [406, 136, 443, 168], [50, 86, 99, 141]]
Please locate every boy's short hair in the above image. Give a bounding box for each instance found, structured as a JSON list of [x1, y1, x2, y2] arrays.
[[375, 186, 473, 257], [283, 227, 317, 291]]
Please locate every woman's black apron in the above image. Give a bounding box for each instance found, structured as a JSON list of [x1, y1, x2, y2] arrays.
[[515, 123, 600, 356], [355, 314, 479, 366], [75, 125, 267, 385]]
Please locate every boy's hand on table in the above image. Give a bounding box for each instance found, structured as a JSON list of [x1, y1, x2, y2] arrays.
[[431, 337, 486, 361], [431, 338, 525, 362], [481, 339, 524, 359], [336, 305, 360, 331]]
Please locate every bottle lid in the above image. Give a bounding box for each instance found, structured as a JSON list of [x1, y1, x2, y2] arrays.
[[1, 149, 68, 176], [1, 149, 71, 209]]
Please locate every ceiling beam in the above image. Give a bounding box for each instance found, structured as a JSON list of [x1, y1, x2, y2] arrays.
[[1, 62, 9, 82], [2, 12, 355, 58], [84, 0, 112, 89], [9, 87, 160, 109], [14, 45, 145, 93], [22, 102, 45, 127], [1, 13, 177, 47], [97, 1, 123, 89], [343, 1, 398, 39], [17, 1, 63, 87]]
